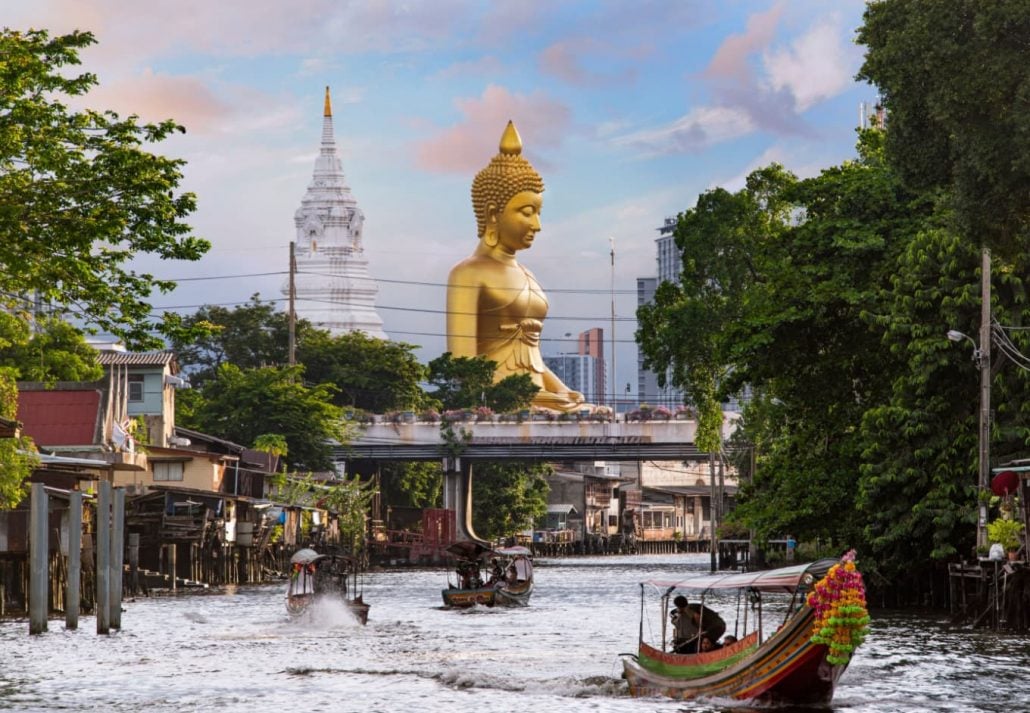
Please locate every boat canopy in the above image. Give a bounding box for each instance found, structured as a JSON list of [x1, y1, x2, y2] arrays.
[[446, 540, 492, 560], [495, 546, 532, 557], [642, 559, 836, 595], [289, 548, 329, 566]]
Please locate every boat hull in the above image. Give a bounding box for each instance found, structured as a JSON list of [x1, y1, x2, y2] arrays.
[[286, 593, 370, 625], [622, 604, 846, 704], [442, 581, 532, 608]]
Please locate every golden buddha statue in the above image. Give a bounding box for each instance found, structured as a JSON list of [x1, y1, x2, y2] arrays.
[[446, 121, 587, 413]]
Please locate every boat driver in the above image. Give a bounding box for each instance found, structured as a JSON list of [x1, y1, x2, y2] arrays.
[[670, 595, 699, 653]]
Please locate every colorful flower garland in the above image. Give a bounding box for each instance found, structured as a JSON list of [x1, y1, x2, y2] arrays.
[[807, 549, 870, 665]]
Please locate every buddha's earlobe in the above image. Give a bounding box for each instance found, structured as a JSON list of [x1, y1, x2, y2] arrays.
[[484, 225, 498, 247], [484, 203, 499, 246]]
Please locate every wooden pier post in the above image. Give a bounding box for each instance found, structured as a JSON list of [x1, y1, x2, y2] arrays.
[[29, 483, 48, 635], [96, 479, 111, 635], [66, 491, 82, 630], [127, 533, 140, 597], [110, 487, 124, 629]]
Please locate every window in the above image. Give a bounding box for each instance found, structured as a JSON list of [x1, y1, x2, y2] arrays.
[[128, 375, 144, 402], [153, 461, 184, 482]]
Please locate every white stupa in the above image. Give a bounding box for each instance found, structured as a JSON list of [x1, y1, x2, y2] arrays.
[[285, 86, 387, 339]]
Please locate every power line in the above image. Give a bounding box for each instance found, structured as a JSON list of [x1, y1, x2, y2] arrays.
[[155, 268, 641, 295], [147, 295, 640, 323]]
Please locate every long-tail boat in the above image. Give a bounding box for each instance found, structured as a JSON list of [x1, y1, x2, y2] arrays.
[[285, 547, 370, 624], [621, 551, 868, 705], [441, 543, 534, 608]]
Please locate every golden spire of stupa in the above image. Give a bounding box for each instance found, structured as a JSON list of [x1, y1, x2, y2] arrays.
[[324, 86, 332, 118]]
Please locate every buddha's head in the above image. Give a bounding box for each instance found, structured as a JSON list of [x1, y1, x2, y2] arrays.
[[471, 121, 545, 246]]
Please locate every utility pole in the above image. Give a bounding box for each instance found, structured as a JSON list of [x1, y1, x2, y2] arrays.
[[978, 247, 991, 550], [610, 236, 616, 408], [288, 241, 297, 366]]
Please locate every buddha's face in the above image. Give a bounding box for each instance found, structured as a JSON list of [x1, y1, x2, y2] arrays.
[[494, 190, 542, 254]]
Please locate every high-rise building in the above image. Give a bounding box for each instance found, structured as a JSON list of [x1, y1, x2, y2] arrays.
[[283, 87, 387, 339], [578, 327, 606, 405], [636, 277, 660, 404], [639, 217, 751, 412], [637, 218, 685, 408], [543, 328, 606, 405]]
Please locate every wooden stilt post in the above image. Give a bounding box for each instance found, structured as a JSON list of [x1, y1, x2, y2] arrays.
[[110, 487, 124, 629], [96, 479, 111, 635], [128, 533, 139, 598], [29, 483, 48, 635], [66, 491, 82, 630]]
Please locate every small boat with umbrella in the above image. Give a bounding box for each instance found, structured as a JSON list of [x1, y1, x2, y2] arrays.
[[441, 542, 534, 608], [285, 547, 370, 624]]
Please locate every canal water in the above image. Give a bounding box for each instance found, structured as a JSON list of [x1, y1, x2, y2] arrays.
[[1, 554, 1027, 712]]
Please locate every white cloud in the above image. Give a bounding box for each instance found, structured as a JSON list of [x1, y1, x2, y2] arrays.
[[613, 105, 755, 156], [763, 15, 856, 112]]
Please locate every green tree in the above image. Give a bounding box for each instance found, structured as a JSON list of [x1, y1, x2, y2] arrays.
[[169, 295, 316, 386], [0, 316, 102, 383], [0, 367, 38, 508], [640, 134, 939, 574], [379, 461, 442, 509], [299, 330, 426, 413], [172, 298, 425, 412], [0, 29, 209, 348], [470, 462, 551, 543], [426, 352, 538, 412], [178, 363, 349, 471], [857, 1, 1030, 254]]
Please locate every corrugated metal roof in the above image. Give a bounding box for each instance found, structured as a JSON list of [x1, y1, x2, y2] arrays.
[[17, 390, 101, 446], [96, 350, 177, 369]]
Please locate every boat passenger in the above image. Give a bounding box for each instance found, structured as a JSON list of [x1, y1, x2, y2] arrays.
[[670, 595, 699, 653], [691, 603, 727, 646], [720, 635, 738, 646]]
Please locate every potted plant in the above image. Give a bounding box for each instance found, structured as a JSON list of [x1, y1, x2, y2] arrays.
[[473, 405, 494, 422], [987, 517, 1024, 559], [419, 408, 440, 423]]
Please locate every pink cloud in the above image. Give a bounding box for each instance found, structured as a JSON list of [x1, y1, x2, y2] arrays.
[[704, 2, 784, 80], [538, 38, 636, 88], [415, 85, 571, 174], [81, 70, 232, 134], [12, 0, 481, 61]]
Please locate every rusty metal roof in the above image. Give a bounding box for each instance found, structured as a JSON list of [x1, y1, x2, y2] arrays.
[[96, 350, 178, 370], [16, 389, 101, 446]]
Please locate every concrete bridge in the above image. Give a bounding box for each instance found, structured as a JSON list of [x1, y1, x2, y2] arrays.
[[334, 418, 735, 547], [333, 417, 735, 463]]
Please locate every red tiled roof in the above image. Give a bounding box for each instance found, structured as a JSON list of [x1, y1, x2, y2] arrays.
[[17, 390, 101, 447]]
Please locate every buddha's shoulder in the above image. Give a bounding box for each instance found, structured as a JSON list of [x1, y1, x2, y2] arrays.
[[447, 256, 500, 283]]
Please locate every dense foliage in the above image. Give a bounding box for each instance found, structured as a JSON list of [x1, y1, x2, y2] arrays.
[[857, 0, 1030, 254], [0, 367, 37, 508], [470, 461, 551, 543], [0, 313, 102, 383], [638, 1, 1030, 597], [426, 352, 539, 412], [0, 29, 208, 349], [176, 363, 350, 472]]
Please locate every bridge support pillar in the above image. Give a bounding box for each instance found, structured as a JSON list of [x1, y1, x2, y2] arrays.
[[442, 458, 488, 546]]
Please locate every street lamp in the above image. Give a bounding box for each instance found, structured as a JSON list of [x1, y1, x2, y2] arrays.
[[947, 327, 991, 550]]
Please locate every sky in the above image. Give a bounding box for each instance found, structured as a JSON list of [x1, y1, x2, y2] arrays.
[[6, 0, 875, 400]]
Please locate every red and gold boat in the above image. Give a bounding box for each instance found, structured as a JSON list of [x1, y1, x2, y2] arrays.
[[622, 553, 868, 705]]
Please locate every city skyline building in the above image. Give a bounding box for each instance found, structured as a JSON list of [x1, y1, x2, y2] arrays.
[[543, 327, 607, 406], [283, 87, 387, 340], [636, 218, 685, 408]]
